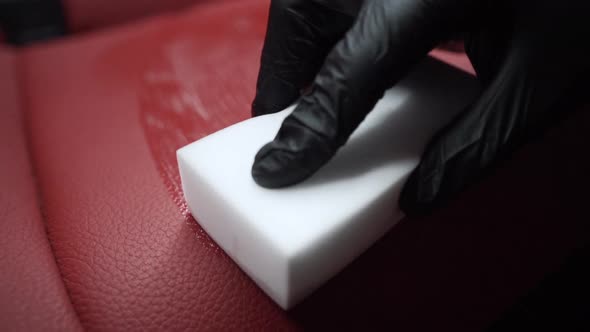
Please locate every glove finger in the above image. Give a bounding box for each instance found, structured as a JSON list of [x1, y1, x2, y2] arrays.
[[252, 0, 355, 117]]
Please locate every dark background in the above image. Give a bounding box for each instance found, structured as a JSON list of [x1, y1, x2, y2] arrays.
[[0, 0, 65, 44]]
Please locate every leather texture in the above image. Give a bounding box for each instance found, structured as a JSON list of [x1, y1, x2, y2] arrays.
[[20, 2, 293, 331], [0, 47, 82, 332], [2, 0, 589, 330], [62, 0, 215, 32]]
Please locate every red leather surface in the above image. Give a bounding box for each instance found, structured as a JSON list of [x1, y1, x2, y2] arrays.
[[21, 2, 294, 330], [62, 0, 216, 32], [17, 0, 590, 330], [0, 47, 82, 331], [430, 47, 475, 75]]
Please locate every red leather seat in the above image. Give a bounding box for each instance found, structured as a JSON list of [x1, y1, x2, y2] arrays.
[[0, 47, 81, 331], [62, 0, 216, 32], [2, 0, 589, 330]]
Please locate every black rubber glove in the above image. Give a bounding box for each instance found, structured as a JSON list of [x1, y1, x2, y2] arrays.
[[251, 0, 590, 215]]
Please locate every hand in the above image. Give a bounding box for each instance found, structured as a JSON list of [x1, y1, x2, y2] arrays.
[[251, 0, 590, 216]]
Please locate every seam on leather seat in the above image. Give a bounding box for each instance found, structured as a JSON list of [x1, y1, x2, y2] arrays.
[[15, 52, 85, 331]]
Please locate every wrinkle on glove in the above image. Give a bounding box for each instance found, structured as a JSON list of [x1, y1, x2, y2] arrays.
[[251, 0, 356, 117]]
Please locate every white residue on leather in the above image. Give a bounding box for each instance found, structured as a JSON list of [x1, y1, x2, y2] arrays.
[[166, 40, 210, 120]]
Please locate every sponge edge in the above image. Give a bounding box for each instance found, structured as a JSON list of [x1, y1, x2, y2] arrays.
[[177, 58, 480, 309]]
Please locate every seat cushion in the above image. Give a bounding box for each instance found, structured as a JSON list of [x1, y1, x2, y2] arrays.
[[17, 0, 590, 330], [20, 2, 295, 330], [0, 46, 81, 331]]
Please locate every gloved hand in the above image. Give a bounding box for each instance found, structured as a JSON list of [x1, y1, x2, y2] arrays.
[[251, 0, 590, 216]]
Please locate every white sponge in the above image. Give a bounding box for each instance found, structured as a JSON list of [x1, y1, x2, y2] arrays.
[[177, 58, 479, 309]]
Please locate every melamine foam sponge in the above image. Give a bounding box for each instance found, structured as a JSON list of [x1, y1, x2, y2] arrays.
[[177, 58, 479, 309]]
